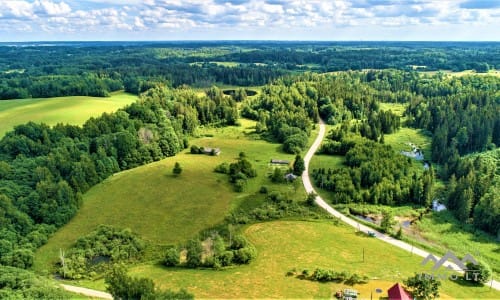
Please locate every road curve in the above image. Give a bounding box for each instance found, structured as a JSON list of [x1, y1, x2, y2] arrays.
[[301, 119, 500, 291], [61, 284, 113, 299]]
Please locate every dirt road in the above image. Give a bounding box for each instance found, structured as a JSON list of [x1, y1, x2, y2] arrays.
[[301, 119, 500, 291]]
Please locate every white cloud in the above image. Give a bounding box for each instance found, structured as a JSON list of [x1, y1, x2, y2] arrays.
[[0, 0, 499, 40], [34, 0, 71, 16]]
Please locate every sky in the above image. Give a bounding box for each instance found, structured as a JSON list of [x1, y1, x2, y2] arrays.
[[0, 0, 499, 41]]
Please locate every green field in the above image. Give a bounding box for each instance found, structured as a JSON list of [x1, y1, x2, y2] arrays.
[[72, 221, 500, 299], [34, 118, 305, 273], [0, 92, 137, 137]]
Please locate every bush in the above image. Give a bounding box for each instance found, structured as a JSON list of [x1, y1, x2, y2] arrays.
[[230, 235, 249, 250], [259, 186, 269, 194], [233, 246, 256, 264], [219, 251, 234, 267], [172, 162, 182, 175], [283, 133, 308, 154], [345, 273, 369, 285], [464, 261, 491, 284], [214, 162, 229, 174], [190, 145, 201, 154], [234, 179, 246, 192], [163, 247, 180, 267], [185, 239, 203, 268]]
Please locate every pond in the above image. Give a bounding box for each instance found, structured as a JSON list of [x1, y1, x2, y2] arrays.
[[222, 89, 258, 97]]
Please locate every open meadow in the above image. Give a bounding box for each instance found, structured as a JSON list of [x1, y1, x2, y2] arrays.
[[69, 221, 500, 299], [0, 91, 137, 137], [34, 118, 307, 273]]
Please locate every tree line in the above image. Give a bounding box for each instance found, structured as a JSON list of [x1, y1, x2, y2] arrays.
[[0, 84, 237, 270]]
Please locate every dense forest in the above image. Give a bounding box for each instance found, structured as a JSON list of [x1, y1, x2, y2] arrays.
[[0, 42, 499, 297], [0, 41, 499, 100]]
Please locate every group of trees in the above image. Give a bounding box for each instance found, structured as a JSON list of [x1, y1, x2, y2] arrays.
[[163, 233, 256, 270], [0, 266, 70, 299], [241, 78, 318, 153], [445, 150, 500, 236], [58, 225, 145, 279], [105, 265, 193, 300], [313, 136, 433, 207], [214, 152, 257, 192], [0, 84, 239, 270]]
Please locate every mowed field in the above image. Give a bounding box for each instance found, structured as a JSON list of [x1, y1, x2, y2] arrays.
[[75, 221, 500, 299], [0, 91, 137, 137], [34, 118, 305, 272]]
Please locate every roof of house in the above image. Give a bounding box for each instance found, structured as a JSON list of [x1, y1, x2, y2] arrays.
[[203, 147, 221, 153], [388, 283, 412, 300], [271, 159, 290, 164]]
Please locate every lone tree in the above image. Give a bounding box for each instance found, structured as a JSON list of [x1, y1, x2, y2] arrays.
[[380, 210, 395, 234], [173, 162, 182, 175], [306, 192, 317, 206], [404, 273, 441, 300], [293, 154, 305, 176]]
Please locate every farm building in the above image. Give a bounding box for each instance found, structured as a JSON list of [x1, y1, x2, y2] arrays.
[[270, 159, 290, 165], [284, 173, 298, 181], [202, 147, 221, 155], [387, 283, 412, 300]]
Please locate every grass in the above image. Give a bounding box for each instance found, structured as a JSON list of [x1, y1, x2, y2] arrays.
[[0, 91, 137, 137], [420, 69, 500, 77], [72, 221, 500, 299], [34, 118, 306, 273], [378, 102, 406, 117], [415, 211, 500, 276], [189, 61, 241, 67]]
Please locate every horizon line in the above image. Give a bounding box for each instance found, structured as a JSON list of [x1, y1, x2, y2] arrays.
[[1, 40, 500, 43]]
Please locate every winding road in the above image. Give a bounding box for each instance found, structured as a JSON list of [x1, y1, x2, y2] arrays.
[[60, 283, 112, 299], [302, 119, 500, 291], [59, 118, 498, 298]]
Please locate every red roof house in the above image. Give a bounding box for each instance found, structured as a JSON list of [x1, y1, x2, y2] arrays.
[[388, 283, 412, 300]]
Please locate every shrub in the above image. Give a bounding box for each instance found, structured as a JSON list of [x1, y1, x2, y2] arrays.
[[163, 247, 180, 267], [259, 186, 269, 194], [214, 162, 229, 174], [219, 251, 234, 267], [345, 273, 369, 285], [230, 235, 249, 250], [172, 162, 182, 175], [464, 261, 491, 284], [233, 246, 256, 264], [190, 145, 200, 154]]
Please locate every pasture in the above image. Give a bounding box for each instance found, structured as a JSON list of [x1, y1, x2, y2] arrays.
[[0, 92, 136, 137], [34, 118, 307, 273], [72, 221, 500, 299]]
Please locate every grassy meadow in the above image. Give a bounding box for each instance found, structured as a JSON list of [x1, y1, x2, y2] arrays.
[[0, 91, 137, 137], [34, 118, 307, 273], [71, 221, 500, 299]]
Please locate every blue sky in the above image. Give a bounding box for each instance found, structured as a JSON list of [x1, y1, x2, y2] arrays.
[[0, 0, 499, 41]]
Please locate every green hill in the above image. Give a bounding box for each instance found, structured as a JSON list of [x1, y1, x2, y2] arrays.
[[34, 119, 303, 272], [72, 221, 500, 299], [0, 92, 137, 137]]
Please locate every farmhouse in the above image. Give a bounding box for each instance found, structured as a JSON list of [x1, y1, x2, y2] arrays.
[[284, 173, 298, 181], [203, 147, 221, 156], [270, 159, 290, 165]]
